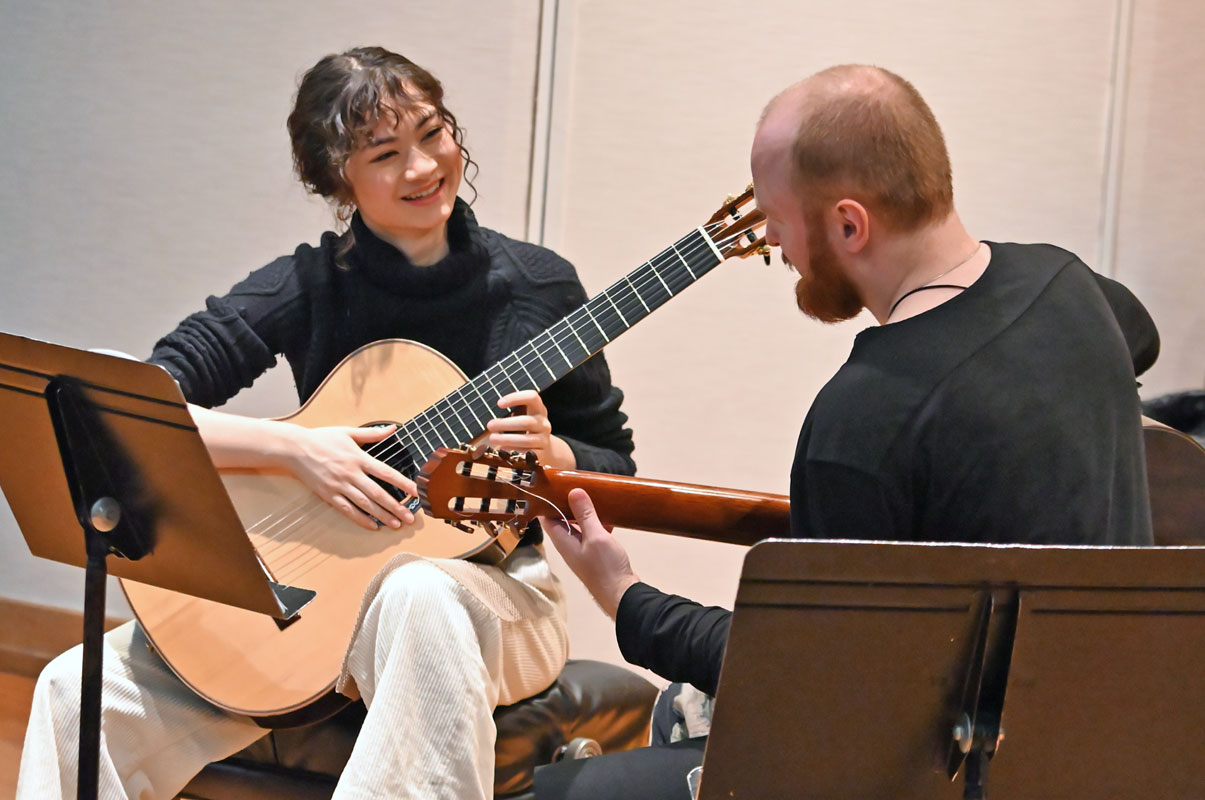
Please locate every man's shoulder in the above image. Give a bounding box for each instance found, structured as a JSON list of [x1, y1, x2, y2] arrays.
[[986, 241, 1089, 280], [804, 357, 922, 467]]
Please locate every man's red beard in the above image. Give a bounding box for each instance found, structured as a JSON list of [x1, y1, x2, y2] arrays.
[[791, 209, 864, 323]]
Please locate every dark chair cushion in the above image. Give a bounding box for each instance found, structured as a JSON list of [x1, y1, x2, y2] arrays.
[[180, 659, 657, 800]]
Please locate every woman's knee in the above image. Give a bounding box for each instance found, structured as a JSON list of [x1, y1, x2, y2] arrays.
[[376, 560, 468, 613], [32, 646, 84, 721]]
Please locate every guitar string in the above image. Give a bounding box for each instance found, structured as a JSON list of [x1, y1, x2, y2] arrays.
[[262, 223, 756, 579], [445, 474, 573, 529], [256, 224, 758, 578], [255, 223, 737, 566], [261, 224, 757, 579]]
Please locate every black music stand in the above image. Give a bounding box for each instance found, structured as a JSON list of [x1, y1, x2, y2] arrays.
[[0, 331, 315, 800], [698, 539, 1205, 799]]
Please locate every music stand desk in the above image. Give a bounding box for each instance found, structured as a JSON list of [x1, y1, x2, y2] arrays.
[[699, 539, 1205, 800], [0, 331, 313, 798]]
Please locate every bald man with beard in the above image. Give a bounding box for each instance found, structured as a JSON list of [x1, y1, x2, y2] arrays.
[[535, 65, 1159, 799]]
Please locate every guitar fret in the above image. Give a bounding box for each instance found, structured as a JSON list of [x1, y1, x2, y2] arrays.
[[452, 392, 484, 430], [649, 261, 674, 296], [480, 370, 502, 398], [511, 353, 538, 388], [490, 364, 519, 394], [428, 403, 464, 447], [602, 289, 629, 327], [543, 330, 572, 370], [566, 315, 592, 349], [670, 243, 698, 279], [405, 422, 436, 455], [466, 380, 500, 423], [557, 316, 595, 362], [582, 303, 610, 342], [441, 396, 475, 440], [407, 417, 439, 455], [624, 276, 651, 312], [528, 342, 556, 382]]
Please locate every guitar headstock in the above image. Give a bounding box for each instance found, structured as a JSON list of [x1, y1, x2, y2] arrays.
[[707, 183, 770, 263], [416, 445, 552, 535]]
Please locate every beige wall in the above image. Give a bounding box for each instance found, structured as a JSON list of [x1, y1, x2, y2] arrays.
[[1, 1, 1200, 675], [1112, 0, 1205, 395]]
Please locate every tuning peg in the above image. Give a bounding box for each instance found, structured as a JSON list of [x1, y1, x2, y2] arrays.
[[725, 193, 736, 205], [452, 522, 475, 533], [747, 181, 754, 192], [759, 244, 772, 265], [524, 451, 539, 468]]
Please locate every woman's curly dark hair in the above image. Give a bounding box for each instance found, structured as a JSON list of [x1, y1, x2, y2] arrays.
[[287, 46, 479, 224]]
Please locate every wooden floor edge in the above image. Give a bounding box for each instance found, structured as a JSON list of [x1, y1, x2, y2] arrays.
[[0, 597, 130, 678]]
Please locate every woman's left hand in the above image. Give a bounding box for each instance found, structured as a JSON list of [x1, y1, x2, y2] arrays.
[[488, 390, 576, 469]]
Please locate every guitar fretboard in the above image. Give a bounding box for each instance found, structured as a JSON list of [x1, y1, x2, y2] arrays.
[[388, 226, 724, 465]]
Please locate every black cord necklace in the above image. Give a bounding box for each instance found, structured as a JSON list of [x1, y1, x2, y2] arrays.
[[887, 242, 982, 319], [888, 283, 968, 317]]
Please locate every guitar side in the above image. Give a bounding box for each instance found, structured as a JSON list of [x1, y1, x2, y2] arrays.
[[120, 340, 499, 722]]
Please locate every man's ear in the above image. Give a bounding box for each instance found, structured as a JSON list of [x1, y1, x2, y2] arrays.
[[833, 200, 869, 253]]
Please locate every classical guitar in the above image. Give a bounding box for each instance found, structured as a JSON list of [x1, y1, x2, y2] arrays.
[[417, 445, 791, 548], [119, 188, 766, 724]]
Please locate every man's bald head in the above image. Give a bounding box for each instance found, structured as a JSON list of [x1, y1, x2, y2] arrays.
[[757, 65, 953, 233]]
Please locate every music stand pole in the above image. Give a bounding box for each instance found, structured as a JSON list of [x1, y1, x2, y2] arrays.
[[78, 533, 107, 800], [44, 376, 158, 800]]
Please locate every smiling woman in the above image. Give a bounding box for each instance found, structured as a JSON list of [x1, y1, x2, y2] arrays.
[[16, 45, 636, 800], [343, 100, 463, 264], [288, 48, 476, 266]]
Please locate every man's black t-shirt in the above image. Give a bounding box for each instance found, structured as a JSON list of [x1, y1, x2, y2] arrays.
[[616, 242, 1157, 695], [791, 241, 1153, 545]]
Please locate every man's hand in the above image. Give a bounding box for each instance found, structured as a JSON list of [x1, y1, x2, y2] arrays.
[[543, 488, 640, 618], [489, 390, 576, 469]]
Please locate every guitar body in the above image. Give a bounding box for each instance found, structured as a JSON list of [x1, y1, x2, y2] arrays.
[[120, 340, 500, 724]]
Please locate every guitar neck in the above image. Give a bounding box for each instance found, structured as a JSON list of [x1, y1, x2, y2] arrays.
[[534, 468, 791, 547], [394, 227, 725, 461]]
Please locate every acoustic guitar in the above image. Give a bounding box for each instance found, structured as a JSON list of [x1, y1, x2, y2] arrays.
[[118, 188, 766, 724]]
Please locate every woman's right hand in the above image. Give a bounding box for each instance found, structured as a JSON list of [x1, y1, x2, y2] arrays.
[[189, 406, 416, 531], [278, 424, 418, 531]]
